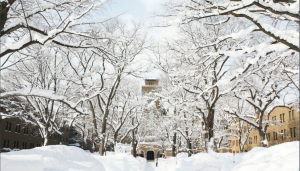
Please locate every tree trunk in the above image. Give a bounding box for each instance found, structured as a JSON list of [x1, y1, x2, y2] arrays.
[[99, 108, 109, 155], [43, 129, 49, 146], [259, 127, 267, 147], [172, 132, 177, 157], [207, 108, 215, 152], [99, 138, 105, 155], [132, 118, 137, 157], [0, 0, 16, 31], [82, 131, 85, 149], [204, 138, 208, 153], [132, 139, 137, 157], [113, 133, 117, 153], [187, 139, 192, 157]]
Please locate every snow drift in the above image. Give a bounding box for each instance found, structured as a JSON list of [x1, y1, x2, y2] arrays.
[[222, 141, 299, 171], [1, 141, 298, 171], [174, 141, 299, 171], [1, 145, 105, 171]]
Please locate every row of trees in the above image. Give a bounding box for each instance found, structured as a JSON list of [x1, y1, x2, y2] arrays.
[[0, 0, 298, 156], [0, 0, 153, 155], [151, 0, 299, 153]]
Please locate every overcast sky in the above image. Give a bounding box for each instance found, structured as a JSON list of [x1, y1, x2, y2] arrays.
[[103, 0, 177, 42], [100, 0, 177, 80]]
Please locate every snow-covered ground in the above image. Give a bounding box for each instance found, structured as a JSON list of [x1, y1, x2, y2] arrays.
[[1, 141, 299, 171]]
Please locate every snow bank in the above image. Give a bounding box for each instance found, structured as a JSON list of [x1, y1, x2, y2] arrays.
[[173, 141, 299, 171], [174, 152, 231, 171], [1, 145, 105, 171], [223, 141, 299, 171], [1, 141, 298, 171], [95, 153, 147, 171]]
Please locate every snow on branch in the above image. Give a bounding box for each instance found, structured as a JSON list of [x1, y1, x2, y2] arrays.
[[0, 0, 111, 58], [224, 108, 259, 128], [0, 88, 93, 115]]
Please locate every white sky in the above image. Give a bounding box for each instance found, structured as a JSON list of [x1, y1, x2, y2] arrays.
[[103, 0, 178, 42], [100, 0, 178, 80]]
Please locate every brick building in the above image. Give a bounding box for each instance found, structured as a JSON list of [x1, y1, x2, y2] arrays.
[[230, 105, 299, 153], [0, 96, 70, 152]]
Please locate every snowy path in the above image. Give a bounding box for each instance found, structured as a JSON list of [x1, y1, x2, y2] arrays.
[[143, 161, 156, 171], [1, 142, 298, 171], [143, 159, 178, 171]]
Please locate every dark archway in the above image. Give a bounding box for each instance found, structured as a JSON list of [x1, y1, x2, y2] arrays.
[[147, 151, 154, 160]]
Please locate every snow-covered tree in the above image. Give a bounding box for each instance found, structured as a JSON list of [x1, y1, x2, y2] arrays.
[[224, 48, 296, 146], [106, 88, 140, 153], [153, 17, 246, 152], [161, 0, 299, 51], [1, 46, 71, 145], [0, 0, 110, 60]]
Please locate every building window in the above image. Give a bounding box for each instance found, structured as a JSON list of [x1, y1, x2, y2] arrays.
[[15, 124, 21, 133], [292, 110, 295, 120], [23, 127, 28, 135], [5, 122, 12, 131], [13, 141, 19, 149], [3, 140, 7, 148], [3, 140, 9, 148], [279, 114, 281, 122], [254, 136, 258, 144], [31, 128, 35, 136], [290, 128, 293, 138], [293, 127, 296, 137], [29, 143, 34, 149], [284, 129, 286, 139], [281, 130, 284, 139], [289, 111, 291, 120], [22, 142, 27, 149], [267, 133, 270, 141], [283, 113, 285, 122], [273, 131, 278, 140]]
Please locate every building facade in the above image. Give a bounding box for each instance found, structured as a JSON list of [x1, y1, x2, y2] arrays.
[[132, 79, 163, 160], [1, 117, 70, 152], [230, 106, 299, 153], [0, 97, 70, 153]]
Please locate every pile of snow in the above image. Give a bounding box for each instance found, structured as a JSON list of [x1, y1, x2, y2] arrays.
[[174, 152, 230, 171], [223, 141, 299, 171], [173, 141, 299, 171], [1, 145, 105, 171], [1, 141, 298, 171], [95, 153, 147, 171]]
